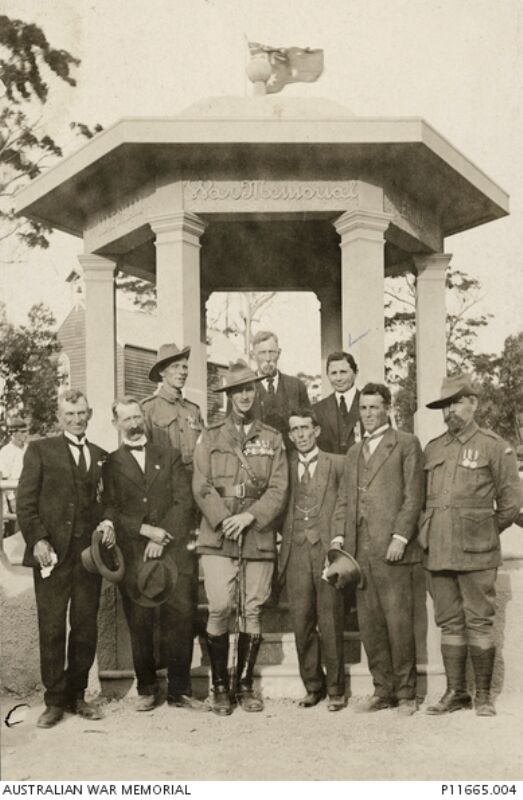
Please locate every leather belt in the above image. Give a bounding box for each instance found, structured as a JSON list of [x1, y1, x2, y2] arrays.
[[426, 497, 493, 509], [215, 483, 263, 500]]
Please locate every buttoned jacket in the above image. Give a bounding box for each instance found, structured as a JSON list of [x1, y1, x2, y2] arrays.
[[420, 421, 522, 571], [331, 428, 424, 563], [313, 391, 361, 454], [142, 387, 203, 470], [193, 416, 288, 559]]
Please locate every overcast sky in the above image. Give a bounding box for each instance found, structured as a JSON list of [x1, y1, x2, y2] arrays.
[[1, 0, 522, 373]]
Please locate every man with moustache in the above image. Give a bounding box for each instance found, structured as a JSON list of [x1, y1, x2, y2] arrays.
[[250, 330, 310, 439], [313, 351, 362, 454], [280, 408, 346, 711], [17, 389, 113, 728], [193, 360, 288, 716], [421, 374, 522, 717], [102, 396, 196, 712], [331, 383, 424, 716]]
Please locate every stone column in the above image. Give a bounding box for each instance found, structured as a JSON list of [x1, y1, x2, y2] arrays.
[[334, 210, 391, 387], [413, 253, 451, 447], [78, 254, 117, 450], [149, 212, 207, 418]]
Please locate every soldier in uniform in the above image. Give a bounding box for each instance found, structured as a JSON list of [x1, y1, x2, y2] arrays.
[[141, 342, 205, 710], [142, 342, 203, 468], [193, 360, 288, 716], [421, 374, 522, 717]]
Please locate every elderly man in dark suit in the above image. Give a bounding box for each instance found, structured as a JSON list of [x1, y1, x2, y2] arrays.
[[17, 389, 113, 728], [280, 408, 346, 711], [250, 330, 311, 439], [102, 396, 197, 712], [313, 351, 361, 455], [331, 383, 424, 716]]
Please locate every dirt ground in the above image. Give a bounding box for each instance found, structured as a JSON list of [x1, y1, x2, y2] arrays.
[[1, 689, 523, 782]]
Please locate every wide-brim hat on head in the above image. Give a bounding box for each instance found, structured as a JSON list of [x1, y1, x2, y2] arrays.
[[426, 373, 480, 410], [214, 359, 265, 393], [132, 559, 177, 608], [81, 529, 125, 584], [149, 343, 191, 383], [6, 415, 29, 430], [325, 543, 364, 590]]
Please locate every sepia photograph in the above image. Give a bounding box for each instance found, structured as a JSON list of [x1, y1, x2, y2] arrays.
[[1, 0, 522, 787]]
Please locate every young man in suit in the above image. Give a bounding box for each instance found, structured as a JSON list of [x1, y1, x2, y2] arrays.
[[251, 330, 311, 439], [17, 389, 113, 728], [331, 383, 424, 716], [102, 396, 197, 712], [280, 408, 346, 711], [313, 351, 361, 454]]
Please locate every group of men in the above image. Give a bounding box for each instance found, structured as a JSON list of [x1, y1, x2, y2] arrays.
[[13, 329, 522, 729]]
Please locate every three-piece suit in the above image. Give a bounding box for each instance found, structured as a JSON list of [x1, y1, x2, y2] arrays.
[[280, 449, 346, 697], [17, 434, 106, 708]]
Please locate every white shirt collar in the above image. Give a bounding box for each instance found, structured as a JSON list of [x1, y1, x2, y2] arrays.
[[336, 385, 357, 406], [259, 370, 279, 391], [363, 423, 390, 440], [122, 436, 147, 448], [298, 446, 319, 464], [64, 431, 87, 446]]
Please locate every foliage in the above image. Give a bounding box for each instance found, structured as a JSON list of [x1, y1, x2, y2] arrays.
[[0, 302, 63, 444], [116, 273, 157, 312], [208, 292, 277, 359]]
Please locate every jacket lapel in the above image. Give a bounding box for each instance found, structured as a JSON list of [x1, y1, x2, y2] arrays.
[[364, 428, 398, 485], [114, 445, 146, 490], [145, 443, 163, 489], [314, 450, 330, 508], [325, 394, 340, 446], [56, 436, 76, 487]]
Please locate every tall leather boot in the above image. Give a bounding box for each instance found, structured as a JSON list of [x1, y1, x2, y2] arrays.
[[470, 646, 496, 717], [425, 644, 472, 714], [235, 632, 264, 712], [206, 633, 232, 716]]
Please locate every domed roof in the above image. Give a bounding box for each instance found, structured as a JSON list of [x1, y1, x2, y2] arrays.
[[176, 95, 356, 121]]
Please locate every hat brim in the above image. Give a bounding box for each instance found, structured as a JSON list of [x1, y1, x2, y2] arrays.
[[81, 529, 125, 584], [149, 347, 191, 383], [214, 374, 265, 393], [426, 389, 475, 409], [327, 546, 364, 589], [132, 560, 177, 607]]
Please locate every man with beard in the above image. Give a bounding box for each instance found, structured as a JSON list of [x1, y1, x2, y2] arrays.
[[421, 374, 522, 717], [102, 396, 196, 712], [193, 360, 288, 716]]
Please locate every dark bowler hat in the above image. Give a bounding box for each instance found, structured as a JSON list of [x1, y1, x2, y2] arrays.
[[132, 559, 177, 608], [426, 373, 480, 410], [6, 415, 29, 430], [214, 359, 265, 393], [81, 529, 125, 584], [149, 342, 191, 383], [324, 543, 364, 590]]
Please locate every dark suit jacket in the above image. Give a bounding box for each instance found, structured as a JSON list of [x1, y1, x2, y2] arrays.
[[17, 435, 106, 568], [279, 449, 345, 577], [252, 371, 311, 437], [331, 428, 424, 564], [313, 391, 361, 455], [102, 442, 193, 594]]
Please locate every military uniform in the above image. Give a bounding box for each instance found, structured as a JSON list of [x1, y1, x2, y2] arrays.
[[142, 386, 203, 471], [421, 416, 522, 715]]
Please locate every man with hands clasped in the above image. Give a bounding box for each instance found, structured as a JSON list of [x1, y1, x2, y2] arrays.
[[193, 360, 288, 716], [17, 389, 113, 728]]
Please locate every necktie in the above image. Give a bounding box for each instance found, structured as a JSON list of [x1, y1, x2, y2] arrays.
[[339, 395, 349, 421], [362, 432, 382, 463], [300, 455, 318, 484], [69, 440, 88, 475], [266, 377, 275, 395]]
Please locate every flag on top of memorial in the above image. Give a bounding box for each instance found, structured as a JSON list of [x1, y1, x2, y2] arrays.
[[247, 41, 324, 94]]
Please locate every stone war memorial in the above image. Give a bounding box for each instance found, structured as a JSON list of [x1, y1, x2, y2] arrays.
[[11, 59, 519, 702]]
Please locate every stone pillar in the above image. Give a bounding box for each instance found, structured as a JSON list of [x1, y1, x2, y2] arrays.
[[149, 212, 207, 418], [317, 287, 342, 395], [334, 210, 391, 386], [78, 254, 117, 450], [413, 253, 451, 447]]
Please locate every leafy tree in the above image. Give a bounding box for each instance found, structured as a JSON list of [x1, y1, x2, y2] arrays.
[[385, 268, 497, 430], [208, 292, 277, 360], [0, 302, 63, 443]]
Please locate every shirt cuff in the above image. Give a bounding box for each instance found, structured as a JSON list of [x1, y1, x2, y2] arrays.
[[331, 536, 345, 546], [392, 534, 408, 544]]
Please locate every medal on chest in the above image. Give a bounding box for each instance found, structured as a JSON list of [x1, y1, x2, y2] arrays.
[[460, 447, 479, 469]]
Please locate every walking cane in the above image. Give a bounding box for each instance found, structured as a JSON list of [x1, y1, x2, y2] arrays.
[[231, 533, 245, 695]]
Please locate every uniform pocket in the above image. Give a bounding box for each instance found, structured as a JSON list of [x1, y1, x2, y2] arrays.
[[424, 457, 445, 496], [459, 509, 499, 553], [417, 508, 434, 550]]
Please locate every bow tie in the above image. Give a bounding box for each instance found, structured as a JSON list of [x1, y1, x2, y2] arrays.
[[125, 443, 145, 452]]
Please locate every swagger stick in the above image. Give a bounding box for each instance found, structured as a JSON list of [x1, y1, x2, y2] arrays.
[[231, 534, 245, 694]]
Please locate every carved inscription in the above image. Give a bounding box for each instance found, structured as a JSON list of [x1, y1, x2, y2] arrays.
[[183, 180, 359, 205]]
